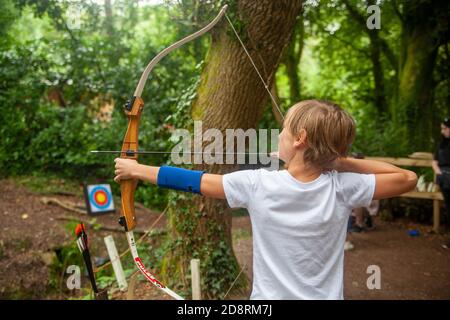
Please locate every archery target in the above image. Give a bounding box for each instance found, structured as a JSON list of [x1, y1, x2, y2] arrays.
[[84, 184, 115, 215]]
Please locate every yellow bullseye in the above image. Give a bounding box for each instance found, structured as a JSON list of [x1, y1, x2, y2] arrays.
[[95, 192, 106, 204]]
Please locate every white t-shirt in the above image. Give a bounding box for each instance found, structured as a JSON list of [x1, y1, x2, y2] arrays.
[[223, 169, 376, 300]]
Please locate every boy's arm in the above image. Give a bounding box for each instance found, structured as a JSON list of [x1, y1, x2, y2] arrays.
[[333, 158, 418, 200], [115, 159, 226, 199], [199, 173, 226, 199]]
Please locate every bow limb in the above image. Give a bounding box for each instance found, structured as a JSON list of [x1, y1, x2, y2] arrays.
[[133, 5, 228, 98]]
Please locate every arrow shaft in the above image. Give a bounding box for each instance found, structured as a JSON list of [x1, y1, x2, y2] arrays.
[[91, 150, 275, 155]]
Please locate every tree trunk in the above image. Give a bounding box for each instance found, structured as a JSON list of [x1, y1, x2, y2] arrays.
[[368, 31, 388, 115], [160, 0, 302, 299], [395, 0, 447, 151], [283, 13, 304, 104]]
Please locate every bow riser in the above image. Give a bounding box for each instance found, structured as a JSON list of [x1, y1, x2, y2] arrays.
[[119, 96, 144, 231]]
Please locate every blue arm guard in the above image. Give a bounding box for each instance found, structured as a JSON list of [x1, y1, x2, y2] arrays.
[[157, 166, 205, 194]]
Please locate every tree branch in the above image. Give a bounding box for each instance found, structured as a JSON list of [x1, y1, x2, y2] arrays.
[[332, 34, 371, 59], [391, 0, 405, 23], [342, 0, 366, 28], [379, 38, 398, 71]]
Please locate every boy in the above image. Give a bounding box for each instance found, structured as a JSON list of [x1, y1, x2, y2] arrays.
[[114, 99, 417, 299]]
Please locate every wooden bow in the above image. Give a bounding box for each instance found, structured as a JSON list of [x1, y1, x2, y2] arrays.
[[118, 5, 228, 232], [118, 5, 228, 300]]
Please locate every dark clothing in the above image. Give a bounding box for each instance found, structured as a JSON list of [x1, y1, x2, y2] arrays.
[[434, 138, 450, 167], [435, 138, 450, 229], [437, 173, 450, 228]]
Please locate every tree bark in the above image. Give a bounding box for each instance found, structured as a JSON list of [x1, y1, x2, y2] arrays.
[[395, 0, 448, 151], [161, 0, 302, 299]]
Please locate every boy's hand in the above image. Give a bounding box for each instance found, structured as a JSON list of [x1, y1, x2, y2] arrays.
[[114, 158, 140, 183]]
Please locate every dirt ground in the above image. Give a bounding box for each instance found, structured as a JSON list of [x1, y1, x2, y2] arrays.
[[232, 216, 450, 300], [1, 179, 449, 299]]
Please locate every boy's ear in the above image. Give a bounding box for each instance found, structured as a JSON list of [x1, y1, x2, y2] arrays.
[[293, 129, 307, 148]]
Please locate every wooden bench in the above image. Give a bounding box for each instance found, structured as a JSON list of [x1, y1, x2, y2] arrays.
[[366, 156, 444, 233]]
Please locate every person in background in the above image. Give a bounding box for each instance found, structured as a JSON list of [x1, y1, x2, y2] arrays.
[[350, 202, 379, 233], [432, 118, 450, 249]]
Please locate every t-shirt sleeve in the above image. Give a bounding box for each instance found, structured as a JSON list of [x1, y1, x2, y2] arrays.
[[337, 172, 376, 209], [222, 170, 258, 208]]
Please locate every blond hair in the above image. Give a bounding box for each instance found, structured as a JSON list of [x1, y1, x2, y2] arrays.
[[284, 99, 356, 169]]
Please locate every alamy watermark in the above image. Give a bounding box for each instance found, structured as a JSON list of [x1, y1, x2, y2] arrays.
[[366, 265, 381, 290], [366, 4, 381, 30], [66, 265, 81, 290], [168, 121, 280, 169]]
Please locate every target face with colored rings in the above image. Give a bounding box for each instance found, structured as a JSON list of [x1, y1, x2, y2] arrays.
[[90, 186, 112, 209], [84, 184, 115, 215]]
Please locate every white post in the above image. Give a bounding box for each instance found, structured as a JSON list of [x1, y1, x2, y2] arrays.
[[190, 259, 201, 300], [104, 235, 128, 291]]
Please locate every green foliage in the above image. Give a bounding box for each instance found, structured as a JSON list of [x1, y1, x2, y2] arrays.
[[352, 112, 410, 157], [0, 0, 209, 209], [1, 0, 448, 299], [275, 0, 448, 156], [1, 2, 446, 176]]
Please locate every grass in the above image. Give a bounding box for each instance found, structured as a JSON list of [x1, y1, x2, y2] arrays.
[[11, 173, 83, 196]]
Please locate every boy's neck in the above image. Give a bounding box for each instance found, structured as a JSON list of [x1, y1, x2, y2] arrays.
[[286, 153, 322, 183]]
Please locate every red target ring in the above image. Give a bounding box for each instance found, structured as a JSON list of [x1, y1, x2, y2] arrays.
[[93, 190, 108, 206]]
